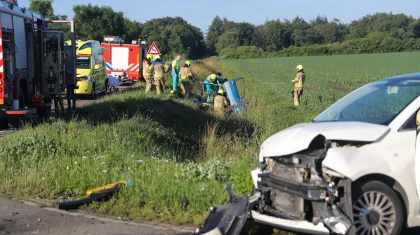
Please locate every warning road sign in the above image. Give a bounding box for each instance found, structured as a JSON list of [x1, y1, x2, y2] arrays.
[[147, 42, 161, 55]]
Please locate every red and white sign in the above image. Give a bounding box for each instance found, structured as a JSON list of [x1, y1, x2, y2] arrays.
[[147, 42, 161, 55]]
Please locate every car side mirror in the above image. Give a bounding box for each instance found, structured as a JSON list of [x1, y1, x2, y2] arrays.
[[94, 64, 101, 70]]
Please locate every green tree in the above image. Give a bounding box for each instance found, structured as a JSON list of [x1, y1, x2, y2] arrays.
[[264, 20, 292, 51], [73, 4, 126, 41], [141, 17, 205, 59], [122, 18, 142, 43], [206, 16, 225, 54], [29, 0, 54, 19], [215, 31, 239, 54]]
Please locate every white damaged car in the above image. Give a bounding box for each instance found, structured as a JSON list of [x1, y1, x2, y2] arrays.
[[197, 73, 420, 235]]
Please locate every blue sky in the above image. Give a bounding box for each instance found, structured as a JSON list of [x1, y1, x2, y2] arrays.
[[19, 0, 420, 33]]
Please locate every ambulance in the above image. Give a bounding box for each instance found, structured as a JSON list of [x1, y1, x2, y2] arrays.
[[66, 40, 106, 96]]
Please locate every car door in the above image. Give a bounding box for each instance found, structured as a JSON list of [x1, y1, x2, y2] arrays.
[[416, 110, 420, 197]]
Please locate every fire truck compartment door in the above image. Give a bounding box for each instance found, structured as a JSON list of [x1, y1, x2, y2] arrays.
[[1, 13, 13, 29], [111, 47, 129, 70], [13, 16, 27, 69]]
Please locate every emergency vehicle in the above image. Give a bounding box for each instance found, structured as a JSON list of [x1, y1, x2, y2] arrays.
[[66, 40, 106, 96], [0, 0, 68, 123], [101, 36, 146, 83]]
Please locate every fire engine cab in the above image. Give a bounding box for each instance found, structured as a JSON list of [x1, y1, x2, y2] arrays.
[[0, 0, 66, 123], [101, 36, 146, 83]]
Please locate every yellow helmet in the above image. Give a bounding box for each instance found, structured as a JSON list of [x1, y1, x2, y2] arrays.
[[209, 74, 217, 82], [185, 60, 191, 67], [155, 55, 161, 60], [296, 64, 303, 71], [146, 54, 153, 60], [218, 88, 225, 95]]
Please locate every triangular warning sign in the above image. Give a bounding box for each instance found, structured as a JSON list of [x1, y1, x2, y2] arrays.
[[147, 42, 161, 55]]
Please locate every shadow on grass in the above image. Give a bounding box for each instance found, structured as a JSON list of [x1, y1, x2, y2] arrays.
[[69, 96, 256, 161]]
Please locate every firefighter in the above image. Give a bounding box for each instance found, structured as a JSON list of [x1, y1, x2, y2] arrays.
[[179, 60, 193, 97], [143, 54, 154, 92], [213, 88, 231, 116], [171, 55, 182, 94], [152, 55, 166, 94], [291, 64, 306, 106], [203, 73, 223, 103]]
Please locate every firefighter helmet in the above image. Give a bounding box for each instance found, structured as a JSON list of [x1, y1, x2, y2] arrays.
[[155, 55, 161, 60], [218, 88, 225, 95], [185, 60, 191, 67], [209, 74, 217, 82], [146, 54, 153, 60], [296, 64, 304, 71]]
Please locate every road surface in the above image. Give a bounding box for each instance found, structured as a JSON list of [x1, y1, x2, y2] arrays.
[[0, 198, 194, 235]]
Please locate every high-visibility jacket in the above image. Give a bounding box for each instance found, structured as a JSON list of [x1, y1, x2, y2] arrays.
[[143, 60, 153, 77], [179, 66, 192, 81], [153, 60, 165, 78], [172, 60, 181, 73], [214, 95, 229, 114], [293, 71, 306, 89], [206, 74, 217, 83]]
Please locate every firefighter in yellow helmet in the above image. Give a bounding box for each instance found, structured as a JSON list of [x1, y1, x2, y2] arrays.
[[143, 54, 154, 92], [291, 64, 306, 106], [178, 60, 193, 97], [152, 55, 166, 94], [213, 88, 231, 116]]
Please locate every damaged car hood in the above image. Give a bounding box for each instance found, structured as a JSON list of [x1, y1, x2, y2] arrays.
[[260, 121, 389, 160]]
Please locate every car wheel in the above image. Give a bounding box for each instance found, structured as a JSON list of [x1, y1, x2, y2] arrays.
[[352, 180, 404, 235]]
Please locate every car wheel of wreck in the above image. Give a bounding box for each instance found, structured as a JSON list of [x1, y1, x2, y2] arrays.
[[352, 181, 404, 235]]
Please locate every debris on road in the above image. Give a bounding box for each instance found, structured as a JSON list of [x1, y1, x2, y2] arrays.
[[53, 179, 132, 210]]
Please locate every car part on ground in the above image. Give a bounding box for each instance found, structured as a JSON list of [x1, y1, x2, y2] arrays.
[[53, 179, 131, 210]]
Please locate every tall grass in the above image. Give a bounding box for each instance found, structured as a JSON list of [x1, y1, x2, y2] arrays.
[[0, 88, 258, 225], [1, 52, 420, 226]]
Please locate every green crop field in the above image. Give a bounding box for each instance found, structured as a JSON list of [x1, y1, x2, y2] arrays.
[[0, 52, 420, 231]]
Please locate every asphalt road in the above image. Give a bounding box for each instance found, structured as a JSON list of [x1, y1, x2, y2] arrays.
[[0, 198, 194, 235]]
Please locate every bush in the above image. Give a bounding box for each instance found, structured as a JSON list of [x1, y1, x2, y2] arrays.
[[219, 37, 420, 59], [220, 46, 264, 59]]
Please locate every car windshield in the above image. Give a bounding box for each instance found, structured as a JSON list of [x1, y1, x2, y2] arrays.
[[76, 56, 91, 69], [314, 78, 420, 125]]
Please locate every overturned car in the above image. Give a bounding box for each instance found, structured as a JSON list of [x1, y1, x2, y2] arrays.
[[197, 73, 420, 235]]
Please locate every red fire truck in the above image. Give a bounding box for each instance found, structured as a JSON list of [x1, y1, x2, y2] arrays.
[[0, 0, 70, 125], [101, 36, 147, 83]]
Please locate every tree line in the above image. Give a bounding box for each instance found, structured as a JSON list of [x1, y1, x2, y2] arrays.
[[29, 0, 420, 59]]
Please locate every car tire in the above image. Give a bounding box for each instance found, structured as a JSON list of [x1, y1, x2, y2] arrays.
[[352, 180, 404, 235]]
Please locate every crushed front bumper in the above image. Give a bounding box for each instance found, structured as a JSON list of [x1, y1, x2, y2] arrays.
[[251, 210, 330, 235]]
